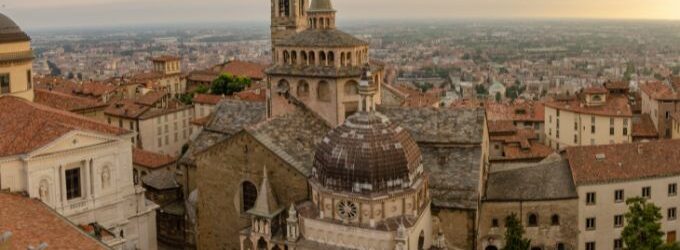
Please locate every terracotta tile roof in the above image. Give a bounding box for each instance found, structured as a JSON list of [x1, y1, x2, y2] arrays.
[[485, 100, 544, 122], [640, 81, 680, 101], [490, 128, 554, 161], [152, 55, 180, 62], [234, 86, 266, 102], [0, 192, 109, 250], [132, 148, 176, 169], [186, 70, 218, 83], [193, 94, 225, 105], [544, 94, 632, 117], [604, 81, 630, 91], [566, 140, 680, 185], [34, 76, 117, 99], [104, 99, 150, 119], [135, 91, 167, 106], [390, 84, 442, 108], [190, 115, 211, 126], [582, 86, 608, 94], [487, 120, 517, 134], [448, 99, 484, 109], [632, 114, 659, 138], [34, 89, 107, 112], [210, 60, 266, 80], [0, 96, 129, 157]]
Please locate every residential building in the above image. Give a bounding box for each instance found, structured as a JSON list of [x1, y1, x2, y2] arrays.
[[544, 87, 632, 150], [566, 140, 680, 250], [185, 60, 267, 91], [640, 80, 680, 138], [104, 91, 194, 156], [0, 192, 110, 250], [130, 56, 186, 96]]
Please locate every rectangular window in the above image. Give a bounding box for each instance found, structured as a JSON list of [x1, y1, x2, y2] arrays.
[[165, 135, 169, 145], [614, 239, 623, 250], [557, 118, 560, 129], [129, 121, 134, 131], [174, 133, 178, 142], [165, 124, 169, 133], [586, 217, 596, 230], [623, 127, 628, 136], [586, 192, 596, 205], [610, 118, 615, 126], [157, 137, 162, 147], [65, 168, 82, 200], [610, 127, 615, 135], [549, 115, 552, 123], [27, 70, 32, 90], [592, 125, 596, 134], [574, 135, 578, 144], [591, 116, 596, 123], [107, 117, 111, 124], [0, 74, 9, 94], [615, 189, 624, 203], [586, 242, 595, 250], [643, 186, 652, 199], [157, 127, 162, 135], [669, 208, 677, 221], [557, 110, 560, 117], [614, 215, 624, 228], [556, 130, 560, 138], [118, 119, 123, 128], [574, 121, 578, 131], [670, 183, 677, 196]]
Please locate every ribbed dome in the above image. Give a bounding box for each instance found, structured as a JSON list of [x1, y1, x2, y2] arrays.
[[0, 13, 29, 43], [312, 112, 422, 194], [308, 0, 334, 12]]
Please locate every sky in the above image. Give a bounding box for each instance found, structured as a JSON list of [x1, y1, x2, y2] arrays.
[[5, 0, 680, 30]]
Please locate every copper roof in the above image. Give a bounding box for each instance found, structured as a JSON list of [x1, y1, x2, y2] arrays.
[[566, 140, 680, 185], [133, 148, 176, 169], [0, 192, 109, 249], [0, 96, 129, 157], [312, 112, 422, 193]]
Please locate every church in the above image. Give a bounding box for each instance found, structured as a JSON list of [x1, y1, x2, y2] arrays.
[[190, 0, 488, 249]]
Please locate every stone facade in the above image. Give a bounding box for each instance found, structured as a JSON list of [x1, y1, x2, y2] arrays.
[[195, 131, 309, 250]]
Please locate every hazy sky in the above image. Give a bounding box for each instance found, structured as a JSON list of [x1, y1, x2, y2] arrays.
[[5, 0, 680, 30]]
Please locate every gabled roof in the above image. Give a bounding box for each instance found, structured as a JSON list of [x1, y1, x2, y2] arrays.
[[379, 106, 485, 144], [34, 89, 107, 112], [0, 96, 129, 157], [0, 192, 109, 249], [485, 159, 577, 201], [142, 170, 180, 191], [193, 94, 225, 105], [210, 60, 267, 80], [133, 148, 176, 169]]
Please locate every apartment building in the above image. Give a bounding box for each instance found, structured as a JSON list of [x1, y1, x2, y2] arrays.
[[544, 87, 632, 150], [640, 79, 680, 138], [105, 91, 194, 156], [567, 140, 680, 250]]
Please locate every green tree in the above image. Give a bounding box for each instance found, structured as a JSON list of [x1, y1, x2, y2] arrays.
[[211, 73, 252, 96], [503, 214, 531, 250], [495, 92, 502, 102], [475, 84, 487, 95], [622, 197, 677, 250], [195, 84, 210, 94]]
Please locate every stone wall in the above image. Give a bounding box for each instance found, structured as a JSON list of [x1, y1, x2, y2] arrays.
[[432, 207, 476, 250], [195, 131, 309, 250], [477, 199, 578, 250]]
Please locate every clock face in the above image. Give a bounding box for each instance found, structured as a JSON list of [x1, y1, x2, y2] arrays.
[[337, 200, 358, 219]]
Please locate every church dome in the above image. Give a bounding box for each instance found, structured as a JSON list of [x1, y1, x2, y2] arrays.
[[308, 0, 334, 12], [0, 13, 30, 43], [312, 111, 422, 194]]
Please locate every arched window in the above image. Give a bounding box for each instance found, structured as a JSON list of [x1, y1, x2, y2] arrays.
[[279, 0, 290, 17], [319, 18, 325, 28], [344, 81, 358, 96], [528, 213, 538, 227], [257, 237, 267, 250], [318, 81, 331, 102], [357, 51, 362, 64], [418, 231, 425, 250], [557, 243, 565, 250], [301, 51, 308, 65], [328, 51, 335, 65], [346, 53, 352, 66], [283, 51, 290, 64], [291, 51, 297, 65], [309, 51, 316, 65], [551, 214, 560, 225], [326, 18, 330, 27], [297, 81, 310, 97], [277, 80, 290, 95], [319, 51, 327, 66], [242, 181, 257, 212], [340, 52, 345, 66]]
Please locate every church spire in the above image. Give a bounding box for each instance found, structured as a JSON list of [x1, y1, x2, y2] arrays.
[[247, 166, 283, 218]]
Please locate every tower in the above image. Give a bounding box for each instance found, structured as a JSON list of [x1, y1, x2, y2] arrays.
[[270, 0, 308, 46], [0, 13, 34, 102], [241, 167, 285, 250]]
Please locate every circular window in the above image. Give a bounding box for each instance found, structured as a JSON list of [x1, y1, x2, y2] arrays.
[[337, 200, 358, 219]]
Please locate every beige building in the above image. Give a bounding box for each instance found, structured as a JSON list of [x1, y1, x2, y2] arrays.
[[0, 14, 34, 102], [105, 91, 194, 156], [640, 80, 680, 139], [478, 158, 578, 250], [130, 56, 186, 97], [566, 140, 680, 250], [544, 87, 632, 150]]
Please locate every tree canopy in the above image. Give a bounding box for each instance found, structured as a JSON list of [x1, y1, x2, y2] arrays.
[[503, 214, 531, 250], [211, 73, 252, 96], [622, 197, 680, 250]]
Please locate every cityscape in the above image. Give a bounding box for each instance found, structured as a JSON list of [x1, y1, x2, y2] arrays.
[[1, 0, 680, 250]]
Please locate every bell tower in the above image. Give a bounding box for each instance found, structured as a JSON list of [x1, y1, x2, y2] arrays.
[[270, 0, 308, 46]]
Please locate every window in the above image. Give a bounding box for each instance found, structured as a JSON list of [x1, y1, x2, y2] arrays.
[[586, 242, 596, 250], [591, 116, 596, 123], [551, 214, 560, 226], [614, 215, 624, 227], [174, 133, 178, 142], [642, 186, 652, 198], [614, 239, 623, 250], [610, 127, 615, 135], [492, 218, 499, 228], [165, 135, 169, 145], [0, 74, 9, 94], [574, 135, 578, 144], [157, 127, 162, 135], [242, 181, 257, 212], [574, 121, 578, 131], [591, 125, 596, 134], [557, 243, 565, 250], [556, 130, 560, 138], [549, 115, 552, 123], [623, 127, 628, 136], [317, 81, 331, 102], [669, 208, 677, 221], [528, 213, 538, 227], [586, 192, 596, 205], [129, 121, 134, 131], [557, 118, 560, 129], [556, 110, 560, 117], [297, 81, 310, 97], [157, 138, 162, 147], [344, 81, 359, 96], [65, 168, 82, 200], [27, 70, 32, 90], [615, 189, 624, 203], [610, 118, 615, 125], [670, 183, 677, 196], [586, 217, 596, 230]]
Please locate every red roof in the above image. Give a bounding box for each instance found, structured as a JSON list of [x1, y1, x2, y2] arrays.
[[34, 89, 106, 112], [640, 81, 680, 101], [632, 114, 659, 138], [234, 86, 266, 102], [132, 148, 176, 169], [211, 60, 266, 80], [544, 94, 632, 117], [193, 94, 225, 105], [566, 140, 680, 185], [582, 86, 608, 94], [0, 96, 129, 157], [485, 100, 544, 122], [0, 192, 108, 250]]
